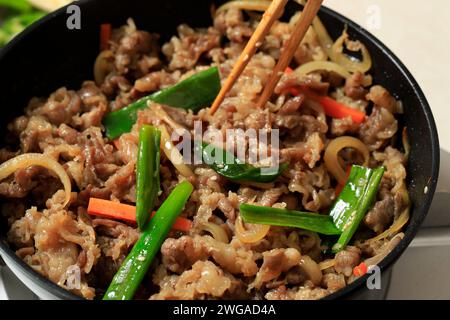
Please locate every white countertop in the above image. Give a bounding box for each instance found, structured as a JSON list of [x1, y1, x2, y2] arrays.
[[326, 0, 450, 151]]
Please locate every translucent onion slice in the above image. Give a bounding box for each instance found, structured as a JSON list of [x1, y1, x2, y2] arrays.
[[152, 103, 186, 132], [199, 222, 229, 243], [367, 186, 410, 242], [296, 61, 351, 79], [159, 124, 195, 179], [94, 50, 114, 86], [402, 127, 410, 161], [235, 215, 270, 244], [215, 0, 272, 16], [0, 153, 71, 207], [364, 233, 404, 267], [368, 208, 410, 243], [311, 16, 334, 55], [318, 259, 335, 271], [324, 136, 370, 185], [329, 28, 372, 73]]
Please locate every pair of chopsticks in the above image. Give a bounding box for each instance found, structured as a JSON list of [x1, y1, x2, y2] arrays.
[[210, 0, 324, 115]]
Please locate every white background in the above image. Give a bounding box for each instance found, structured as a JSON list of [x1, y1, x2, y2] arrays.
[[326, 0, 450, 151]]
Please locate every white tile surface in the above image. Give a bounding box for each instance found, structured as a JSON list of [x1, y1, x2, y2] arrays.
[[325, 0, 450, 151]]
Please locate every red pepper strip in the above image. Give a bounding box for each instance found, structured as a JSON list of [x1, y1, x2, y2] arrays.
[[100, 24, 112, 51], [335, 165, 352, 196], [353, 262, 368, 277], [284, 67, 301, 96], [87, 198, 192, 232], [285, 67, 294, 74], [315, 95, 366, 124], [112, 139, 121, 150], [283, 68, 366, 124]]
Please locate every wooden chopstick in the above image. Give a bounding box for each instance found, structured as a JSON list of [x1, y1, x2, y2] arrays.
[[209, 0, 289, 115], [257, 0, 324, 108]]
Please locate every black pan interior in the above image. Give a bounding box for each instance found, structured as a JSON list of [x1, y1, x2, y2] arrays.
[[0, 0, 440, 299]]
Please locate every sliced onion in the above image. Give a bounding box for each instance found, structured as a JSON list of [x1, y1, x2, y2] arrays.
[[159, 124, 195, 179], [329, 27, 372, 73], [93, 50, 114, 86], [324, 136, 370, 185], [364, 233, 404, 267], [235, 215, 270, 244], [367, 187, 410, 242], [402, 127, 410, 161], [311, 16, 334, 55], [318, 259, 335, 271], [152, 103, 186, 132], [296, 61, 351, 79], [368, 208, 410, 243], [0, 153, 71, 207], [199, 222, 229, 243], [215, 0, 271, 16]]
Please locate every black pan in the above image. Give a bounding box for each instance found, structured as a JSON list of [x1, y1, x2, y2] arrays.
[[0, 0, 440, 300]]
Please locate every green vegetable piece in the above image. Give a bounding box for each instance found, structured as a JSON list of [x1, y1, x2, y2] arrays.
[[103, 180, 194, 300], [0, 0, 32, 12], [239, 204, 342, 236], [135, 125, 161, 230], [102, 67, 221, 139], [0, 11, 45, 47], [330, 165, 385, 253], [199, 142, 288, 183]]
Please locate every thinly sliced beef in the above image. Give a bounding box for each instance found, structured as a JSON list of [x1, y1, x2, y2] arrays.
[[364, 194, 395, 234], [359, 106, 398, 151], [334, 246, 361, 277], [151, 261, 244, 300], [161, 235, 258, 277], [250, 248, 301, 289], [162, 24, 220, 70]]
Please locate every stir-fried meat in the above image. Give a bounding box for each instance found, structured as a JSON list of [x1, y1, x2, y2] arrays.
[[161, 235, 258, 277], [366, 85, 400, 114], [214, 8, 253, 43], [359, 106, 398, 151], [93, 218, 140, 261], [162, 24, 221, 70], [151, 260, 243, 300], [344, 72, 368, 100], [250, 248, 301, 289], [334, 246, 361, 277], [10, 207, 99, 298], [322, 273, 346, 292], [364, 194, 395, 234], [161, 236, 210, 273], [265, 285, 329, 300], [26, 88, 81, 126], [1, 10, 408, 300]]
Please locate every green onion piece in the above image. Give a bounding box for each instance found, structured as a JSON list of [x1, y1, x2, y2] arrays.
[[103, 180, 194, 300], [330, 165, 385, 253], [0, 11, 45, 47], [199, 142, 288, 183], [0, 0, 32, 12], [135, 125, 161, 230], [239, 204, 342, 236], [102, 67, 221, 140]]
